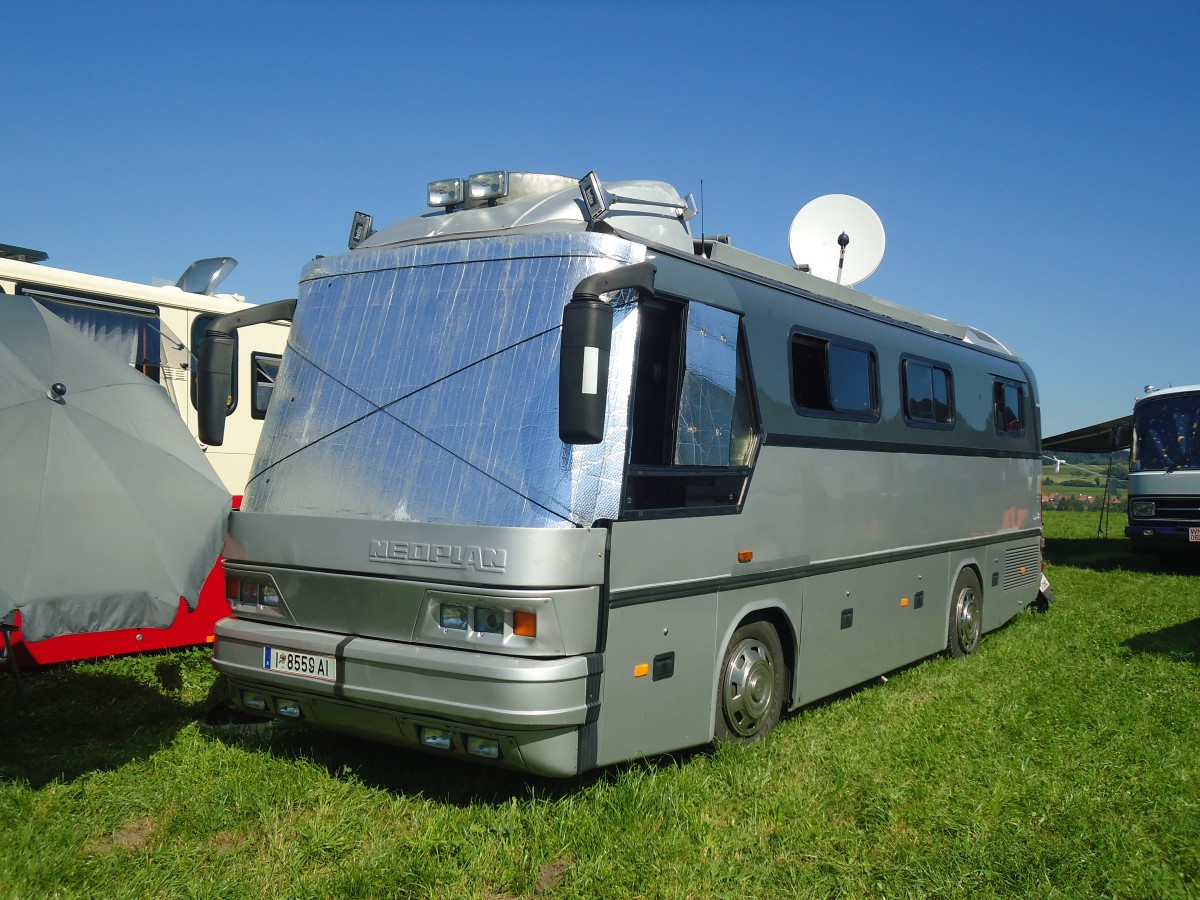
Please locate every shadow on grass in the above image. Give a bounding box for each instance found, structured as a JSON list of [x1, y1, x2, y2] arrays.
[[199, 700, 727, 805], [1125, 616, 1200, 665], [0, 664, 218, 789], [194, 615, 1043, 806], [1043, 536, 1200, 574], [197, 708, 618, 804]]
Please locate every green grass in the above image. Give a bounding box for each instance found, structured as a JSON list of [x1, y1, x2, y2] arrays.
[[1, 510, 1198, 898]]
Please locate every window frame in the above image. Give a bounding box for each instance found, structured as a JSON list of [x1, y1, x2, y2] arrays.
[[787, 327, 880, 423], [19, 285, 164, 383], [250, 351, 282, 420], [900, 353, 956, 430], [992, 377, 1027, 436], [620, 297, 761, 519]]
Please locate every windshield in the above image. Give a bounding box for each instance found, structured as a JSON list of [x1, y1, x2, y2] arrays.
[[243, 232, 645, 528], [1132, 394, 1200, 471]]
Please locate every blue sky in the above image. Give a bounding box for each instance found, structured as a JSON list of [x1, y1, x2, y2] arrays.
[[5, 1, 1198, 436]]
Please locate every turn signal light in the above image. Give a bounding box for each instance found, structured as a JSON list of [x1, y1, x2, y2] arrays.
[[513, 611, 537, 637]]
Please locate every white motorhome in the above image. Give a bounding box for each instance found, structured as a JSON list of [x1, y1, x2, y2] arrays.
[[199, 171, 1045, 777]]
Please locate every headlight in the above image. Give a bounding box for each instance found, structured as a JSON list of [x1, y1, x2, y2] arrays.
[[419, 727, 453, 751], [468, 170, 508, 202], [1131, 500, 1156, 518], [465, 735, 501, 759], [226, 570, 288, 618], [439, 604, 469, 630], [427, 177, 465, 208], [474, 607, 504, 634], [431, 594, 538, 641], [423, 591, 566, 654]]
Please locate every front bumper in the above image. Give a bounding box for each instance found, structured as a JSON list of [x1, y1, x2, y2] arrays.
[[213, 616, 595, 777], [1125, 523, 1200, 550]]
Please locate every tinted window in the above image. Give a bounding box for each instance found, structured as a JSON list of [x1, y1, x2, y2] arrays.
[[26, 290, 163, 383], [790, 331, 878, 420], [993, 380, 1025, 434], [1131, 395, 1200, 471], [624, 300, 758, 514], [903, 358, 954, 426], [251, 352, 282, 419]]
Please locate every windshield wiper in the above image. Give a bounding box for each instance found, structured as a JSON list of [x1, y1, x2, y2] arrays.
[[1165, 444, 1200, 474]]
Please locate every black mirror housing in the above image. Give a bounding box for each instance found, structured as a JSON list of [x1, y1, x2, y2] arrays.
[[559, 299, 614, 444], [558, 262, 656, 445], [197, 330, 236, 446]]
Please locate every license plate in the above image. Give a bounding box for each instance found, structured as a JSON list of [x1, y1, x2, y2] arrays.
[[1190, 528, 1200, 543], [263, 646, 336, 682]]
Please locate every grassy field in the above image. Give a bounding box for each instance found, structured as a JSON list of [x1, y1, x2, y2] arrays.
[[1, 510, 1197, 898]]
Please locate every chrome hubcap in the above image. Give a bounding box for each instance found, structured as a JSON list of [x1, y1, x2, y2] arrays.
[[723, 638, 775, 736], [957, 588, 980, 650]]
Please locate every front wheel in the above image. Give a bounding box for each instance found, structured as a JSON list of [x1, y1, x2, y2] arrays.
[[947, 568, 983, 658], [715, 620, 787, 744]]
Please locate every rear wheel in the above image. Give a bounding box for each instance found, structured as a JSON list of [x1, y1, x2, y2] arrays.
[[715, 620, 787, 743], [947, 568, 983, 658]]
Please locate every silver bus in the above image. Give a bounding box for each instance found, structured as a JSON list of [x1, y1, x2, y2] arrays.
[[198, 171, 1044, 777]]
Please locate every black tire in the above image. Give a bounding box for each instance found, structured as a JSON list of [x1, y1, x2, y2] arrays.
[[714, 620, 787, 744], [947, 568, 983, 658]]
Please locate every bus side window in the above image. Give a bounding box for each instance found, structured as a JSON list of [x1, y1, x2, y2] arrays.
[[624, 300, 758, 514], [993, 379, 1025, 434], [191, 313, 237, 413], [902, 356, 955, 427], [790, 335, 831, 410], [789, 329, 879, 420], [23, 290, 163, 383], [251, 352, 282, 419], [675, 303, 748, 467]]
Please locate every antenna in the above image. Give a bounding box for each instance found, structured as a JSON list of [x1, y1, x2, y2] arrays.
[[788, 194, 885, 286]]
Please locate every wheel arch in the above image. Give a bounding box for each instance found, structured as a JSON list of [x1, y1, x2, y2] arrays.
[[946, 561, 986, 658], [713, 603, 797, 718]]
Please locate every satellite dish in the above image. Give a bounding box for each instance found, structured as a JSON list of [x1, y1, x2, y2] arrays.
[[787, 194, 885, 286]]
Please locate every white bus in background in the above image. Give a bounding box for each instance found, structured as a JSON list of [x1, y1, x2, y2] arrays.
[[1126, 385, 1200, 553], [1044, 384, 1200, 556], [0, 243, 290, 665]]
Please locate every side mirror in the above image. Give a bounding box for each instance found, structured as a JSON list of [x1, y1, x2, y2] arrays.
[[558, 261, 656, 444], [559, 299, 613, 444], [193, 298, 298, 447], [1113, 423, 1133, 450], [197, 329, 236, 445]]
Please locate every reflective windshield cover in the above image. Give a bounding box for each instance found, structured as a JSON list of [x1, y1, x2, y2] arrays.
[[242, 232, 644, 528], [1132, 393, 1200, 471]]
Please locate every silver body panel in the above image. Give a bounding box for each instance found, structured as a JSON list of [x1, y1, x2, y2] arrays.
[[215, 176, 1042, 776]]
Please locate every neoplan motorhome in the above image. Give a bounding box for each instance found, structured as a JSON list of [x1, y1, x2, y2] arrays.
[[198, 171, 1044, 777]]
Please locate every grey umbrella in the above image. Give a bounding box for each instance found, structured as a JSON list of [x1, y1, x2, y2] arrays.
[[0, 295, 231, 641]]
